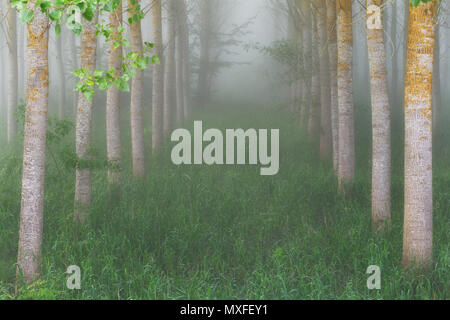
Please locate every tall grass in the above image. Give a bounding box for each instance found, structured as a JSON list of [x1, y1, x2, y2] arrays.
[[0, 102, 448, 299]]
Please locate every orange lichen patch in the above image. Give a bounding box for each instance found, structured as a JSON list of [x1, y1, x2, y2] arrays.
[[337, 61, 350, 72], [421, 108, 432, 122], [27, 88, 40, 102], [27, 24, 49, 56], [337, 0, 352, 12], [404, 1, 436, 130]]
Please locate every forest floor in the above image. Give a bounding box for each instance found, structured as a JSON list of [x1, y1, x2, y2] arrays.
[[0, 102, 449, 299]]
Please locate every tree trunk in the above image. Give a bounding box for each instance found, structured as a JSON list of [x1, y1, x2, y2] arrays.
[[309, 6, 321, 143], [300, 0, 312, 128], [181, 0, 191, 119], [69, 31, 79, 115], [287, 8, 296, 113], [163, 0, 177, 139], [17, 2, 49, 284], [197, 0, 212, 109], [316, 0, 332, 161], [336, 0, 354, 190], [74, 10, 98, 223], [152, 0, 164, 153], [326, 0, 338, 173], [7, 0, 18, 144], [106, 2, 123, 194], [432, 24, 440, 139], [390, 0, 398, 108], [366, 0, 391, 231], [55, 34, 66, 120], [402, 0, 436, 268], [129, 0, 146, 178], [175, 1, 185, 124]]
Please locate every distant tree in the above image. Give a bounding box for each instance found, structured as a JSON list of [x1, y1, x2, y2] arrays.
[[164, 0, 177, 138], [316, 0, 332, 161], [55, 32, 66, 120], [197, 0, 212, 109], [299, 0, 312, 128], [152, 0, 164, 153], [129, 0, 146, 178], [181, 0, 192, 119], [106, 2, 123, 194], [74, 8, 99, 223], [336, 0, 354, 191], [309, 3, 320, 142], [326, 0, 338, 172], [6, 0, 18, 143], [175, 0, 185, 124]]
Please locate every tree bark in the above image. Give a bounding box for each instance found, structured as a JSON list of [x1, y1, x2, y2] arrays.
[[366, 0, 391, 231], [7, 0, 18, 143], [106, 2, 123, 194], [129, 0, 146, 178], [402, 0, 436, 268], [432, 24, 440, 139], [300, 0, 312, 128], [55, 33, 66, 120], [181, 0, 191, 119], [197, 0, 212, 109], [309, 7, 321, 142], [17, 1, 49, 284], [336, 0, 354, 190], [163, 0, 177, 139], [326, 0, 338, 173], [152, 0, 164, 153], [74, 10, 98, 223], [316, 0, 332, 161], [175, 1, 185, 124]]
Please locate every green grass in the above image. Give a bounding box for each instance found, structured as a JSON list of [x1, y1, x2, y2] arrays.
[[0, 102, 449, 299]]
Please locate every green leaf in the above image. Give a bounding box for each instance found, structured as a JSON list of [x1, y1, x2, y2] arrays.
[[152, 55, 160, 65], [55, 23, 61, 36], [20, 9, 34, 23], [48, 10, 62, 22]]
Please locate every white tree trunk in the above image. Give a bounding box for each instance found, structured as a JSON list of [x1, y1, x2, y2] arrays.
[[316, 0, 332, 161], [152, 0, 164, 153], [337, 0, 354, 190], [106, 3, 123, 192], [181, 0, 191, 119], [74, 10, 98, 223], [308, 9, 320, 141], [326, 0, 338, 173], [17, 2, 49, 283], [300, 0, 312, 127], [163, 0, 177, 138], [55, 33, 66, 120], [175, 2, 185, 125], [7, 0, 18, 143], [366, 0, 391, 231], [402, 1, 436, 267], [129, 0, 146, 178]]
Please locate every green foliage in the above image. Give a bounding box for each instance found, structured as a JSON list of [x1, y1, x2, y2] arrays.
[[11, 0, 158, 100], [252, 40, 300, 68], [411, 0, 433, 7], [73, 41, 157, 99], [15, 281, 59, 300]]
